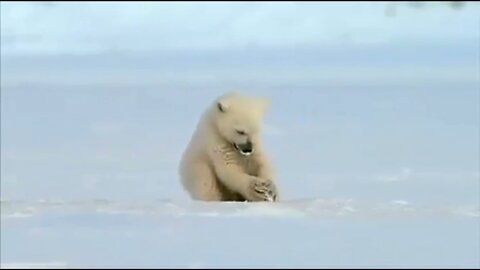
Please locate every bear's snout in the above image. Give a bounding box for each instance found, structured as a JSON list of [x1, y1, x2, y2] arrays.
[[235, 140, 253, 156]]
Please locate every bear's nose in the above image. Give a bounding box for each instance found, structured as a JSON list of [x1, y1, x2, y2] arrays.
[[238, 140, 253, 153]]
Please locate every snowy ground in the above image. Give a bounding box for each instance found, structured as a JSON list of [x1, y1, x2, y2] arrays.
[[1, 199, 479, 268], [1, 2, 480, 269]]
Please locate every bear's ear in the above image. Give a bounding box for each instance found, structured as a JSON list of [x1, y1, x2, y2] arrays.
[[217, 101, 228, 113]]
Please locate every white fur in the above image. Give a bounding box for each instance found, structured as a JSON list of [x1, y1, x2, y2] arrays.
[[178, 92, 278, 202]]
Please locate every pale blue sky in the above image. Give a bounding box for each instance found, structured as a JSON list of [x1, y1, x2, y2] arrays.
[[1, 2, 479, 54], [1, 2, 479, 204]]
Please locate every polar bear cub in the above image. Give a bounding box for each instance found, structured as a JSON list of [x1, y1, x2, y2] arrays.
[[179, 92, 279, 202]]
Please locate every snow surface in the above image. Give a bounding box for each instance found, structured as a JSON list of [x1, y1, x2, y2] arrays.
[[1, 2, 480, 268], [1, 199, 479, 268]]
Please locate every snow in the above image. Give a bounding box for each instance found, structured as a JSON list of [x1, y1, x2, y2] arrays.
[[4, 199, 476, 219], [1, 199, 479, 268], [2, 199, 479, 268], [0, 262, 68, 269], [1, 2, 479, 268]]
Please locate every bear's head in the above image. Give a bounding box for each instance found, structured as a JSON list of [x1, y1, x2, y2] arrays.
[[213, 92, 270, 156]]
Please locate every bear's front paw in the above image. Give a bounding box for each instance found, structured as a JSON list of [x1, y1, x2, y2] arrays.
[[248, 178, 278, 202]]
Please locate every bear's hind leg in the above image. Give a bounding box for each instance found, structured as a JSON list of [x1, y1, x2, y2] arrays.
[[184, 162, 226, 201], [216, 179, 247, 202]]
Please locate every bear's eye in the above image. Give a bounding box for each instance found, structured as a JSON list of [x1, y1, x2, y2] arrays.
[[236, 129, 246, 135]]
